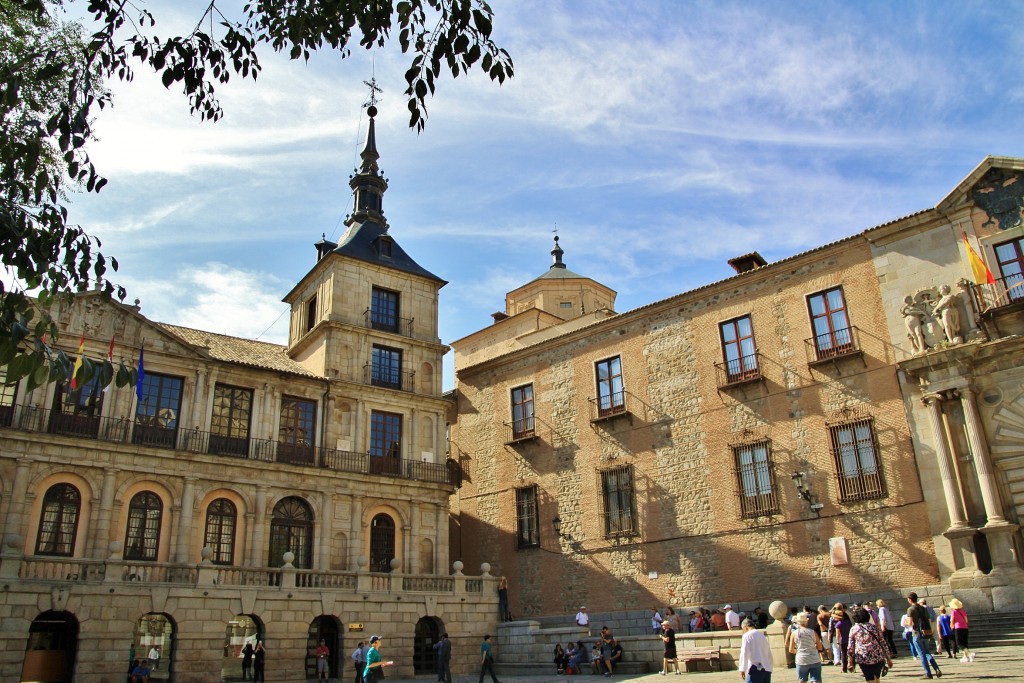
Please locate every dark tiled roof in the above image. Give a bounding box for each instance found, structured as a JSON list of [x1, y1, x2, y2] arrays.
[[334, 219, 446, 284], [158, 324, 321, 378]]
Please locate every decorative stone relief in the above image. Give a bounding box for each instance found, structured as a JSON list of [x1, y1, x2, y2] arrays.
[[971, 168, 1024, 231], [901, 285, 965, 352]]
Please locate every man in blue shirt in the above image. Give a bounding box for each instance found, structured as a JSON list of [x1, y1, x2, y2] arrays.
[[130, 659, 151, 683]]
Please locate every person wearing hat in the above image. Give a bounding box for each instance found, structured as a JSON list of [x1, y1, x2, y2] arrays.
[[576, 606, 589, 630], [724, 605, 740, 631], [364, 635, 394, 683]]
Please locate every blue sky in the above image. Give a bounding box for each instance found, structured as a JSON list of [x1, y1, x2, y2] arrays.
[[64, 0, 1024, 388]]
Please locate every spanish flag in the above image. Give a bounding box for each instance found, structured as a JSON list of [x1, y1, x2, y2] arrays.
[[70, 332, 85, 390], [962, 231, 995, 285]]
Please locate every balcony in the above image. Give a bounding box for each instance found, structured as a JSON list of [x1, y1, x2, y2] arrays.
[[804, 326, 863, 366], [363, 308, 414, 337], [966, 275, 1024, 337], [0, 404, 457, 487], [504, 416, 538, 445], [588, 390, 634, 424], [714, 351, 764, 389], [363, 363, 415, 392]]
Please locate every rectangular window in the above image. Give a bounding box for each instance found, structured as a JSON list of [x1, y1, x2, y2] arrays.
[[808, 287, 853, 359], [305, 294, 318, 333], [0, 366, 16, 427], [733, 440, 779, 517], [994, 237, 1024, 303], [371, 345, 403, 390], [511, 384, 535, 439], [371, 287, 400, 333], [134, 372, 184, 449], [600, 464, 636, 537], [515, 485, 540, 549], [829, 418, 886, 502], [369, 410, 402, 475], [595, 356, 625, 417], [210, 384, 253, 457], [720, 315, 759, 382], [50, 364, 104, 437], [279, 396, 317, 465]]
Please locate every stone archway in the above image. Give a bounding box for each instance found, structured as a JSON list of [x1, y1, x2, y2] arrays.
[[413, 616, 443, 675], [20, 610, 78, 683], [306, 615, 343, 680], [221, 614, 263, 681], [134, 612, 175, 681]]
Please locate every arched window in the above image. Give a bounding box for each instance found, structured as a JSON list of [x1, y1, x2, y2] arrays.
[[125, 492, 163, 561], [369, 513, 395, 572], [204, 498, 237, 565], [268, 497, 313, 569], [35, 484, 81, 556]]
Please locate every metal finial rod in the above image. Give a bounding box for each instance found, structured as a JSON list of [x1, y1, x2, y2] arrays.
[[363, 77, 383, 109]]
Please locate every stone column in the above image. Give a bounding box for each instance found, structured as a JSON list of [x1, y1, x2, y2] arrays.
[[249, 486, 267, 567], [190, 369, 209, 431], [92, 467, 118, 559], [923, 394, 967, 529], [2, 458, 33, 546], [175, 477, 196, 563], [355, 399, 365, 454], [409, 504, 419, 575], [957, 389, 1007, 524], [350, 497, 363, 569], [319, 492, 333, 571], [435, 504, 448, 575]]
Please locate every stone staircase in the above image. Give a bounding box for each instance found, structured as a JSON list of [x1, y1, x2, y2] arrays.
[[968, 611, 1024, 648]]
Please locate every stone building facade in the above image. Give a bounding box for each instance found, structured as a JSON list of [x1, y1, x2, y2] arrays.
[[450, 232, 940, 618], [0, 109, 497, 682], [866, 156, 1024, 612]]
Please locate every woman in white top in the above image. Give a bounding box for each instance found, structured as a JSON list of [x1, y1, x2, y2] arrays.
[[900, 613, 919, 658], [789, 612, 824, 683]]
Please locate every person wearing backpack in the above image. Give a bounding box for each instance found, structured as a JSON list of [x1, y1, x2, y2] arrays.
[[906, 593, 942, 679]]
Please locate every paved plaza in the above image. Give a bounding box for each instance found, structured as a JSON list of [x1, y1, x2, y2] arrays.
[[273, 639, 1021, 683]]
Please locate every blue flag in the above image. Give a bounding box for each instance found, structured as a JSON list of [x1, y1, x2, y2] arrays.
[[135, 344, 145, 402]]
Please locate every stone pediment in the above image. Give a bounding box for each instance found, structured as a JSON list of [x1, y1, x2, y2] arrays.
[[53, 292, 207, 361], [937, 156, 1024, 227]]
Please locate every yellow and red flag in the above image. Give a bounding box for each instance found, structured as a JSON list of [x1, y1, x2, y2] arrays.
[[70, 333, 85, 390], [962, 231, 995, 285], [106, 335, 116, 363]]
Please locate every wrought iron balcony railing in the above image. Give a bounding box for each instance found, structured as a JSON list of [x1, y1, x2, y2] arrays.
[[588, 390, 633, 423], [967, 274, 1024, 315], [804, 326, 862, 364], [363, 308, 414, 337], [714, 351, 763, 388], [363, 363, 416, 392]]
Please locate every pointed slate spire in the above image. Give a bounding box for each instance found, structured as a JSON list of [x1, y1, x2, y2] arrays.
[[349, 79, 388, 226]]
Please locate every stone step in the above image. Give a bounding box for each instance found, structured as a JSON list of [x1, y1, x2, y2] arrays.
[[493, 661, 651, 677]]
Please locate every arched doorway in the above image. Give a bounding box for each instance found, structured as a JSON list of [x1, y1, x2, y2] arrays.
[[134, 612, 175, 681], [370, 513, 395, 572], [305, 615, 342, 680], [221, 614, 263, 681], [20, 610, 78, 683], [413, 617, 443, 675], [269, 496, 314, 568]]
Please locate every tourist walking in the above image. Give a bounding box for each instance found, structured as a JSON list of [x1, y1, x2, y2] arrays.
[[900, 612, 918, 658], [949, 598, 975, 662], [788, 612, 824, 683], [936, 608, 957, 659], [816, 606, 832, 665], [352, 641, 369, 683], [364, 635, 394, 683], [876, 600, 897, 658], [846, 608, 891, 683], [827, 604, 852, 672], [478, 634, 500, 683], [739, 618, 774, 683], [661, 618, 678, 675], [906, 592, 942, 679]]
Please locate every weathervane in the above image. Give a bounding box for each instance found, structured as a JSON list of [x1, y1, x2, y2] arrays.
[[363, 77, 383, 112]]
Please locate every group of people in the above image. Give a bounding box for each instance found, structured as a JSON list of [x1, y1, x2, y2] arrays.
[[239, 638, 266, 682], [651, 604, 747, 634], [552, 625, 623, 676], [738, 592, 978, 683], [127, 644, 161, 683]]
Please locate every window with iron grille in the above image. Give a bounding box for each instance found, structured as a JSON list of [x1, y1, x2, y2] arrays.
[[134, 372, 184, 447], [732, 440, 779, 518], [600, 464, 637, 537], [35, 484, 81, 556], [371, 345, 403, 389], [124, 491, 163, 561], [204, 498, 237, 565], [210, 385, 252, 448], [511, 384, 535, 439], [807, 287, 853, 359], [370, 513, 396, 572], [994, 237, 1024, 303], [829, 419, 886, 502], [269, 496, 314, 568], [371, 287, 400, 332], [720, 315, 759, 382], [595, 356, 625, 417], [515, 485, 540, 549]]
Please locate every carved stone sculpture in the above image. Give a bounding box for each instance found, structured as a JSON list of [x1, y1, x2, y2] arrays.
[[933, 284, 963, 344], [901, 296, 929, 354]]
